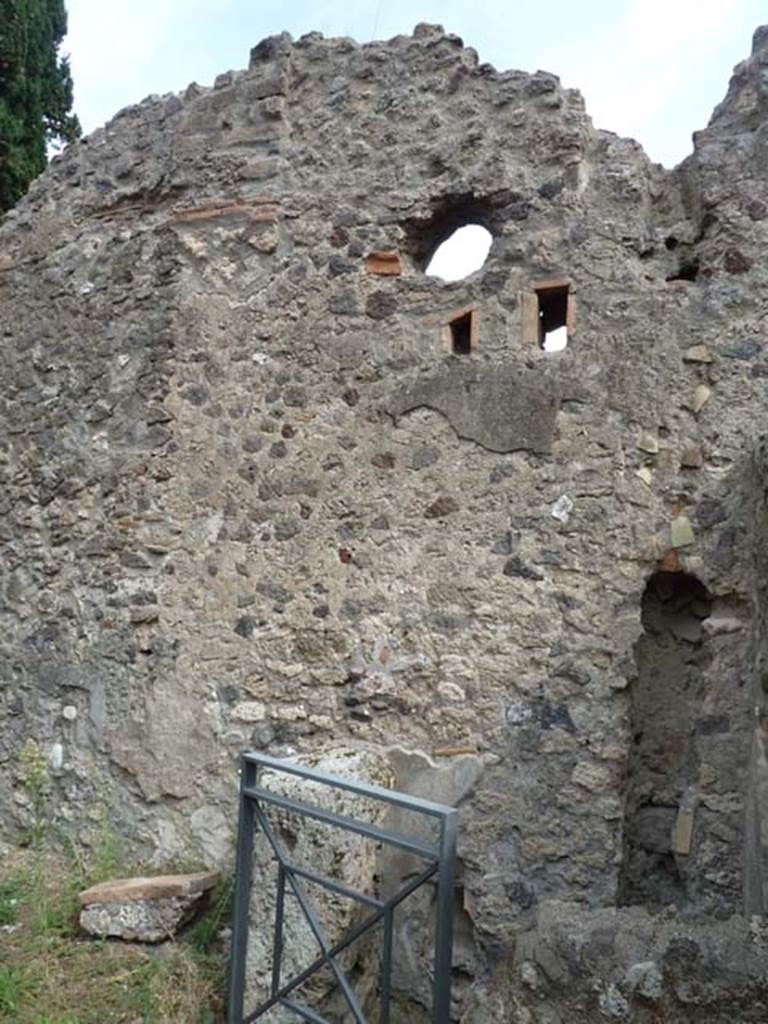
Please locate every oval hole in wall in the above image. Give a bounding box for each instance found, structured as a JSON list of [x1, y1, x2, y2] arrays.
[[425, 224, 492, 282]]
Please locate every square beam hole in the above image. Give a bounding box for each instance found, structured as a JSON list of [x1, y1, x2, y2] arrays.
[[443, 307, 477, 355]]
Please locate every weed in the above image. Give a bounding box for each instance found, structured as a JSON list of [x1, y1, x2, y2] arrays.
[[54, 830, 89, 893], [0, 965, 36, 1016], [31, 1017, 83, 1024], [87, 802, 130, 884], [189, 874, 234, 955], [0, 879, 21, 927], [30, 886, 78, 938], [15, 741, 60, 935], [18, 740, 50, 850], [146, 950, 223, 1024]]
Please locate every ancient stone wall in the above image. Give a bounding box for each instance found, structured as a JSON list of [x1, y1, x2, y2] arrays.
[[2, 21, 768, 1022]]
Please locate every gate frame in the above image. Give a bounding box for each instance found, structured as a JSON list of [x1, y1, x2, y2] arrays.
[[227, 751, 457, 1024]]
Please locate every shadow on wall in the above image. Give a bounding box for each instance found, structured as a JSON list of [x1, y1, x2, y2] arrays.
[[619, 572, 712, 911]]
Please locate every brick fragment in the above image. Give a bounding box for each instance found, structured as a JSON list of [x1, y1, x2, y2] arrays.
[[365, 250, 402, 276]]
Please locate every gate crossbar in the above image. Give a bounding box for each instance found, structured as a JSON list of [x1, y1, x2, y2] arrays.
[[228, 751, 457, 1024], [242, 783, 438, 857]]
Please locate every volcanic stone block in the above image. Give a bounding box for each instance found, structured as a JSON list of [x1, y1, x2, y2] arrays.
[[79, 872, 218, 942], [245, 746, 394, 1020]]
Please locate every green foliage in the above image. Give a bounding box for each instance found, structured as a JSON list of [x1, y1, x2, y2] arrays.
[[17, 739, 54, 932], [188, 874, 234, 955], [0, 965, 36, 1016], [87, 802, 131, 884], [30, 881, 77, 937], [31, 1017, 83, 1024], [0, 0, 81, 211], [0, 853, 228, 1020], [18, 739, 50, 849], [0, 828, 228, 1021], [0, 878, 21, 926]]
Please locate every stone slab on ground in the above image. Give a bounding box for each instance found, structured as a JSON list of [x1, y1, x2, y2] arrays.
[[79, 871, 218, 942]]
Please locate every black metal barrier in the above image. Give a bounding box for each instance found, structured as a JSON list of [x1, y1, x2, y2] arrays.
[[227, 751, 457, 1024]]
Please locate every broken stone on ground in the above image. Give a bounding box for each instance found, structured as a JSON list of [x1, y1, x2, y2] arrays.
[[78, 872, 219, 943]]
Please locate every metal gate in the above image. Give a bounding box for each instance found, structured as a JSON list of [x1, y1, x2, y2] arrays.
[[227, 751, 457, 1024]]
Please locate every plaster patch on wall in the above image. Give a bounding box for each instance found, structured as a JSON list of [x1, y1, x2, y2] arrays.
[[385, 364, 561, 454]]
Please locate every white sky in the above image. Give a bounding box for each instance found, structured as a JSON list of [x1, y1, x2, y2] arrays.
[[63, 0, 766, 167], [426, 225, 493, 282]]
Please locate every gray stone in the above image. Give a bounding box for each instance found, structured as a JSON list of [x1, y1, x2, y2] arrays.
[[189, 806, 232, 865], [80, 898, 201, 943], [683, 344, 714, 363], [637, 431, 659, 455], [670, 515, 695, 548], [624, 960, 663, 1000], [691, 384, 712, 413], [79, 872, 218, 942], [502, 556, 542, 580], [272, 515, 302, 541], [245, 746, 394, 1017]]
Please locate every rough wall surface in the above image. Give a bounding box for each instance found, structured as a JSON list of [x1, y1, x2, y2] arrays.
[[2, 21, 768, 1022]]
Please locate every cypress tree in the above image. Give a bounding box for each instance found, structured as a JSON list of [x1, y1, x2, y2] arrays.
[[0, 0, 80, 211]]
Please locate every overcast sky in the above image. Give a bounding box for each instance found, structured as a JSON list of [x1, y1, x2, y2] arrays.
[[64, 0, 765, 168]]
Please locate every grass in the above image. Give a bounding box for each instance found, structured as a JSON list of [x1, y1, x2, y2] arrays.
[[0, 965, 36, 1015], [3, 742, 227, 1021], [0, 879, 22, 927], [0, 849, 228, 1024], [31, 1018, 84, 1024]]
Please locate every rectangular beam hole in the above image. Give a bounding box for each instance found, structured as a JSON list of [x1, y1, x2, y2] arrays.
[[449, 311, 474, 355], [536, 283, 570, 351]]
